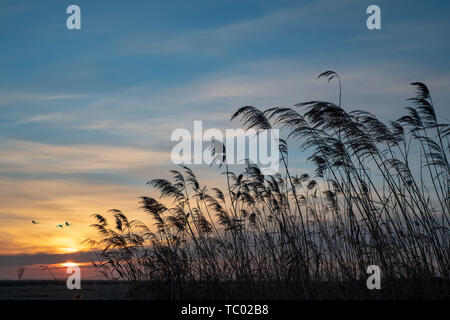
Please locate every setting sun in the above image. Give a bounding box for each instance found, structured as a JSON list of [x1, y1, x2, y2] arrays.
[[61, 262, 79, 267]]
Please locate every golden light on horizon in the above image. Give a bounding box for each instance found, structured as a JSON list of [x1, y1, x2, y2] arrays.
[[61, 247, 79, 253], [61, 262, 79, 267]]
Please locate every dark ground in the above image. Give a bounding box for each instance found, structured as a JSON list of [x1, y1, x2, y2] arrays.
[[0, 280, 128, 300], [1, 279, 449, 300]]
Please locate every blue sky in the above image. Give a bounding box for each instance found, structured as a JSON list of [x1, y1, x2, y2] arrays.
[[0, 0, 450, 275]]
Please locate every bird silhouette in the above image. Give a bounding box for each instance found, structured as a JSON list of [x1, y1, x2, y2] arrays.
[[65, 222, 73, 227], [56, 224, 64, 228], [31, 220, 40, 224]]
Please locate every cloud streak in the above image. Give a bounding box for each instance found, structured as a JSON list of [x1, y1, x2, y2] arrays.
[[0, 139, 170, 174]]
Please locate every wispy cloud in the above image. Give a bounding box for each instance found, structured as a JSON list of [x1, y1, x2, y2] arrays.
[[0, 92, 90, 102], [0, 139, 170, 174], [14, 112, 69, 125], [122, 0, 355, 56], [0, 251, 96, 268]]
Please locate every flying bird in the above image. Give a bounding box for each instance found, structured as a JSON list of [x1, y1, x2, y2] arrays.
[[65, 222, 73, 227], [56, 224, 64, 228], [32, 220, 40, 224]]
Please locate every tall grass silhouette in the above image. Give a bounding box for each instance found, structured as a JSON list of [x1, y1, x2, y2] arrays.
[[85, 72, 449, 299]]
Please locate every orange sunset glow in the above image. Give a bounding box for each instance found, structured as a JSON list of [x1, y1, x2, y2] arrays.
[[61, 262, 79, 267], [0, 179, 152, 255]]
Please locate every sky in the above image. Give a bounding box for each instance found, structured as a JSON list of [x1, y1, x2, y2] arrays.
[[0, 0, 449, 279]]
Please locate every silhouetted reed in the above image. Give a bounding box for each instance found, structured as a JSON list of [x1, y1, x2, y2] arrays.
[[85, 72, 449, 299]]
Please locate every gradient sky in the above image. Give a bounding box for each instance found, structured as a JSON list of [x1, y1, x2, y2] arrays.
[[1, 0, 450, 279]]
